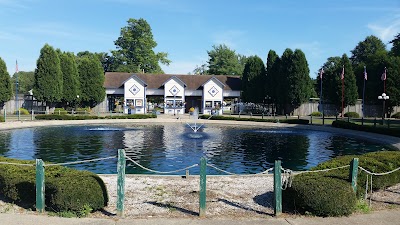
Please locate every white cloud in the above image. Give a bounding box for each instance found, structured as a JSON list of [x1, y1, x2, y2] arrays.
[[212, 30, 246, 49], [367, 14, 400, 42]]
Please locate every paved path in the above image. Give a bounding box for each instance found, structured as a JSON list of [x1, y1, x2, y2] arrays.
[[0, 209, 400, 225]]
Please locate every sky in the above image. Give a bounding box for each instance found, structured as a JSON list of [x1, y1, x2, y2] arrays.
[[1, 0, 400, 78]]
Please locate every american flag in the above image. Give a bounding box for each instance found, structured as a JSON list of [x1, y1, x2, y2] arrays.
[[381, 67, 387, 81], [341, 66, 344, 80], [364, 66, 367, 80], [320, 68, 324, 79], [15, 60, 18, 73]]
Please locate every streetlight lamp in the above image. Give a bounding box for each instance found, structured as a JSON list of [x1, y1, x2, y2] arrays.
[[378, 93, 389, 120]]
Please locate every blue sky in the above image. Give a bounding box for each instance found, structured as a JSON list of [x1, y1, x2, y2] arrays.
[[1, 0, 399, 78]]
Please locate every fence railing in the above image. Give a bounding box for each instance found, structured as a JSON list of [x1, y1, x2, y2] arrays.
[[2, 149, 400, 217]]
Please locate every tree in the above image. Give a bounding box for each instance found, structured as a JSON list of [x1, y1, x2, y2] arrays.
[[265, 50, 279, 109], [11, 71, 35, 95], [77, 56, 105, 108], [350, 35, 386, 65], [192, 63, 209, 75], [276, 48, 293, 113], [0, 57, 12, 103], [112, 18, 170, 73], [241, 56, 265, 103], [321, 54, 358, 113], [385, 56, 400, 115], [390, 33, 400, 57], [207, 44, 245, 75], [33, 44, 63, 104], [77, 51, 117, 72], [59, 51, 80, 107]]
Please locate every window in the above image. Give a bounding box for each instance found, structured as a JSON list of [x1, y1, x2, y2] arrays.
[[205, 101, 212, 108], [214, 101, 221, 109]]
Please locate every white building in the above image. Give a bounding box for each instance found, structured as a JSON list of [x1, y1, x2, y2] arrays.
[[103, 73, 241, 115]]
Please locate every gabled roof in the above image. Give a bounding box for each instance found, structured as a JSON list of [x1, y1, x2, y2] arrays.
[[121, 74, 147, 87], [104, 72, 241, 91], [201, 76, 225, 88], [161, 76, 187, 87]]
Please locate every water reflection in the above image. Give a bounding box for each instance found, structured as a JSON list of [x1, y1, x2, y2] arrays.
[[0, 124, 395, 174]]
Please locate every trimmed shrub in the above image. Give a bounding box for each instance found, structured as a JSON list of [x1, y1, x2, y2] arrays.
[[104, 114, 156, 119], [310, 111, 322, 117], [199, 115, 309, 125], [392, 112, 400, 119], [332, 120, 400, 138], [35, 115, 99, 120], [0, 157, 108, 214], [76, 107, 91, 114], [53, 108, 68, 115], [15, 108, 29, 115], [0, 116, 4, 122], [344, 112, 360, 118], [284, 173, 356, 216]]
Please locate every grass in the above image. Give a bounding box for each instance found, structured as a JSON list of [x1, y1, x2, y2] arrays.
[[355, 200, 371, 214]]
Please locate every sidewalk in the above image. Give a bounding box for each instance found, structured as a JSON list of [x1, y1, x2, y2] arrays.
[[0, 209, 399, 225]]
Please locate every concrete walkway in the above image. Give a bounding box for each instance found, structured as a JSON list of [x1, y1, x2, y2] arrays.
[[0, 209, 400, 225]]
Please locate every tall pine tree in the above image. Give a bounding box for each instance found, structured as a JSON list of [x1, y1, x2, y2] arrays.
[[59, 51, 80, 108], [77, 56, 105, 108], [34, 44, 63, 104], [241, 56, 265, 103]]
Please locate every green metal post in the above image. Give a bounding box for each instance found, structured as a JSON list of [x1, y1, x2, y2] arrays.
[[262, 113, 264, 119], [374, 117, 377, 127], [199, 157, 207, 217], [36, 159, 45, 213], [349, 158, 359, 193], [347, 116, 350, 122], [387, 119, 390, 128], [361, 117, 364, 126], [18, 110, 20, 121], [274, 160, 282, 217], [322, 113, 325, 125], [117, 149, 126, 217], [285, 114, 288, 119], [3, 109, 6, 122], [335, 114, 338, 121], [31, 110, 34, 121], [310, 115, 313, 125]]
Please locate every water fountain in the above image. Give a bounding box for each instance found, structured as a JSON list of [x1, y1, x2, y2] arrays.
[[186, 107, 204, 132]]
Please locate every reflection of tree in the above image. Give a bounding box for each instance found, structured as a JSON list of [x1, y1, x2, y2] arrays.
[[326, 136, 374, 157], [0, 132, 11, 155]]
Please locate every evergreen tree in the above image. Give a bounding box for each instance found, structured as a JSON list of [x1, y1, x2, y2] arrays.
[[33, 44, 63, 104], [241, 56, 265, 103], [342, 54, 358, 108], [77, 56, 105, 108], [0, 57, 12, 103], [385, 56, 400, 115], [265, 50, 280, 110], [112, 18, 170, 73], [390, 33, 400, 57], [59, 51, 80, 107], [277, 48, 293, 114]]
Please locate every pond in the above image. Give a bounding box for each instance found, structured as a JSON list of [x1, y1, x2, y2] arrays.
[[0, 124, 395, 174]]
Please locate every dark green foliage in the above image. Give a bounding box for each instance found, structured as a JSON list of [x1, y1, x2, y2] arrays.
[[33, 44, 63, 104], [332, 120, 400, 137], [390, 33, 400, 57], [344, 112, 360, 118], [53, 108, 68, 115], [0, 116, 4, 122], [392, 112, 400, 118], [313, 151, 400, 198], [59, 52, 80, 107], [16, 108, 29, 115], [207, 44, 245, 76], [11, 71, 35, 95], [77, 56, 105, 108], [284, 173, 356, 216], [104, 114, 156, 119], [112, 18, 170, 73], [341, 54, 358, 107], [266, 50, 280, 109], [241, 56, 266, 103], [199, 115, 309, 124], [310, 112, 322, 116], [0, 157, 108, 213], [0, 57, 12, 102]]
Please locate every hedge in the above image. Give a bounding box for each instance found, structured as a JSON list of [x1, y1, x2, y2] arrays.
[[332, 120, 400, 138], [0, 157, 108, 215], [0, 116, 4, 122], [310, 112, 322, 117], [392, 112, 400, 119], [344, 112, 360, 118], [284, 151, 400, 216], [16, 108, 30, 115], [53, 108, 68, 115], [199, 115, 309, 125], [35, 114, 156, 120], [283, 173, 356, 217]]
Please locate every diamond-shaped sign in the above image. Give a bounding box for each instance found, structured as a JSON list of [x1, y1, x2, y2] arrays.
[[169, 85, 180, 96], [129, 84, 140, 96], [208, 86, 219, 97]]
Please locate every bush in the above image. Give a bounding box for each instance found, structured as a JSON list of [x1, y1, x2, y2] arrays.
[[53, 108, 68, 115], [310, 111, 322, 117], [199, 115, 309, 125], [392, 112, 400, 119], [344, 112, 360, 118], [0, 116, 4, 122], [75, 107, 91, 114], [0, 157, 108, 215], [284, 173, 356, 216], [36, 115, 99, 120], [15, 108, 29, 115], [104, 114, 156, 119], [332, 120, 400, 138]]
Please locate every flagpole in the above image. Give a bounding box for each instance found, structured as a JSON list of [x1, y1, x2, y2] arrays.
[[362, 66, 366, 118], [15, 60, 18, 115], [341, 65, 344, 118], [320, 68, 323, 117]]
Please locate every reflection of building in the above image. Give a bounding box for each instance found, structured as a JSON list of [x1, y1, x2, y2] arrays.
[[103, 73, 241, 115]]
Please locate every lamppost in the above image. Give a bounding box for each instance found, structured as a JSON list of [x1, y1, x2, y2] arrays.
[[378, 93, 389, 120]]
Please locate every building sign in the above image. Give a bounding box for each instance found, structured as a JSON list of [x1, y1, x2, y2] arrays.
[[208, 86, 219, 97], [169, 85, 180, 96], [129, 84, 140, 96]]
